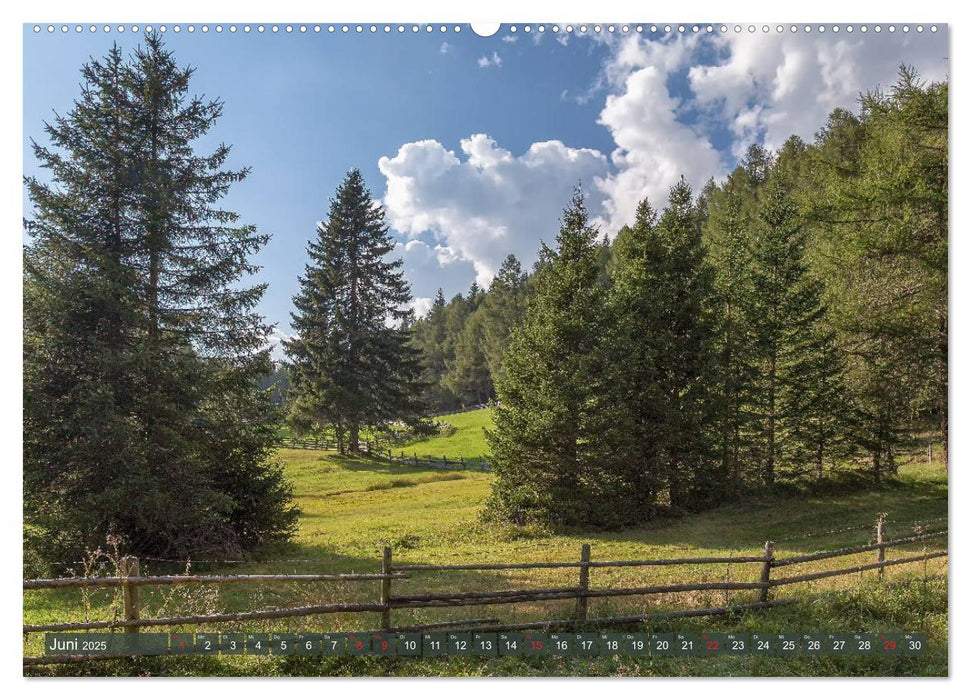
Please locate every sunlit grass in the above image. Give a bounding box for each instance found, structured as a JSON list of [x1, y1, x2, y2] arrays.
[[393, 408, 493, 461], [23, 442, 948, 676]]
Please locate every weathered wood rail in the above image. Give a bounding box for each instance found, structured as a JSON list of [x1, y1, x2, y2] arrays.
[[383, 452, 490, 471], [276, 436, 491, 471], [22, 516, 946, 664]]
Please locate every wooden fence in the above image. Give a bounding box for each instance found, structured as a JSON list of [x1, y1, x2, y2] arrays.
[[22, 517, 946, 664], [277, 435, 343, 451], [434, 403, 490, 417], [276, 435, 490, 471], [383, 451, 490, 471]]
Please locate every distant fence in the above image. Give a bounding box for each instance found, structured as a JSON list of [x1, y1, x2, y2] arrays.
[[383, 451, 490, 471], [277, 436, 343, 451], [22, 516, 946, 664], [275, 404, 490, 456], [434, 404, 490, 417], [276, 436, 490, 471]]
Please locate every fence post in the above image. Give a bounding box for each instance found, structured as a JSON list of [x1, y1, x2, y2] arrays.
[[381, 546, 393, 630], [120, 556, 140, 634], [759, 541, 774, 603], [575, 543, 591, 620], [876, 514, 886, 581], [927, 444, 933, 464]]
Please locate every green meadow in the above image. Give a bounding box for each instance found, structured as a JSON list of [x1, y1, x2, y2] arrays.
[[24, 408, 948, 676]]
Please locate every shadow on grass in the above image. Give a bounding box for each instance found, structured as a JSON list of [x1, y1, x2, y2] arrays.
[[282, 451, 946, 558]]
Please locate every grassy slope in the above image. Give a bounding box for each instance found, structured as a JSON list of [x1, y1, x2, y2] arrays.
[[24, 417, 948, 676], [393, 408, 493, 460]]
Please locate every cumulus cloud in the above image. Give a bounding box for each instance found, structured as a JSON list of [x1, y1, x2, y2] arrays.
[[477, 51, 503, 68], [594, 34, 726, 233], [501, 35, 518, 44], [379, 29, 947, 290], [378, 134, 609, 286], [688, 30, 948, 156], [439, 41, 452, 55], [409, 296, 433, 319]]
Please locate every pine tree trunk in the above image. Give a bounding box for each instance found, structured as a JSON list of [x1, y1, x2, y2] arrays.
[[336, 423, 345, 456], [816, 441, 824, 480], [885, 445, 896, 475], [871, 450, 881, 483], [766, 353, 776, 488], [669, 473, 685, 511]]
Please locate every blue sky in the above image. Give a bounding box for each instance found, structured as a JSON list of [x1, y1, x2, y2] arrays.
[[23, 23, 948, 355]]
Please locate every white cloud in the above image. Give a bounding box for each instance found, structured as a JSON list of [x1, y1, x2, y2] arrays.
[[439, 41, 452, 55], [266, 328, 296, 362], [688, 31, 948, 156], [409, 296, 433, 319], [379, 30, 948, 292], [477, 51, 503, 68], [501, 35, 518, 44], [594, 34, 725, 233], [378, 134, 609, 286]]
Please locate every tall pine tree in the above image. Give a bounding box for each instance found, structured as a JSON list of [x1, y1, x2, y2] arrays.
[[24, 35, 296, 562], [486, 189, 626, 527], [809, 68, 947, 476], [704, 177, 759, 491], [610, 179, 720, 512], [285, 170, 426, 453], [747, 175, 845, 485], [480, 254, 529, 388]]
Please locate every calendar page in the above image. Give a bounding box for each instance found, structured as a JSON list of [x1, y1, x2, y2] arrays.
[[19, 5, 950, 685]]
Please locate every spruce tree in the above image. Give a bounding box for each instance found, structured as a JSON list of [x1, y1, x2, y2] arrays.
[[704, 180, 759, 490], [747, 175, 845, 485], [480, 254, 529, 388], [412, 288, 455, 410], [443, 309, 492, 404], [24, 35, 296, 561], [285, 170, 426, 452], [486, 189, 623, 527], [610, 179, 720, 512], [606, 200, 668, 515]]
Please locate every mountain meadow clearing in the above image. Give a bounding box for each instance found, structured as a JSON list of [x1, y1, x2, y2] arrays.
[[24, 408, 948, 677]]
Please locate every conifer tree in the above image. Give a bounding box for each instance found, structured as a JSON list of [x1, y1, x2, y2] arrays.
[[285, 170, 426, 452], [704, 181, 759, 490], [606, 200, 668, 515], [411, 289, 456, 409], [610, 179, 720, 512], [443, 309, 492, 403], [747, 176, 845, 485], [486, 189, 623, 527], [810, 68, 947, 476], [480, 254, 529, 388], [24, 35, 297, 561]]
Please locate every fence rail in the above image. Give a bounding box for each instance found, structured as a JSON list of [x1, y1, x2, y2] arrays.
[[383, 452, 491, 471], [23, 515, 947, 663], [276, 435, 491, 471], [434, 404, 489, 417], [23, 572, 407, 591]]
